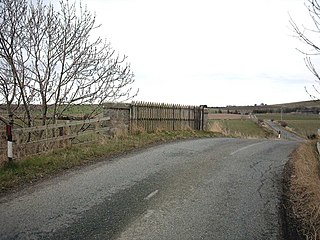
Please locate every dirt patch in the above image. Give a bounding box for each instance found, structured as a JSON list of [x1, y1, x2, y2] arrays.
[[208, 114, 250, 120], [282, 142, 320, 240]]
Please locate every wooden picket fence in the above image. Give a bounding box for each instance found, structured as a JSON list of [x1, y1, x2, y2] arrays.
[[130, 101, 206, 132], [0, 101, 208, 164], [0, 117, 110, 164]]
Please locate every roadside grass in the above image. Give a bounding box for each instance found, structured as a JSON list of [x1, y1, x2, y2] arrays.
[[208, 119, 273, 138], [257, 113, 320, 138], [285, 141, 320, 239], [256, 113, 320, 121], [285, 120, 320, 138], [0, 130, 219, 193]]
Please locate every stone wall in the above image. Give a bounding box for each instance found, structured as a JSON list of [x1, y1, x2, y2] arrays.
[[202, 107, 209, 131], [103, 103, 131, 137]]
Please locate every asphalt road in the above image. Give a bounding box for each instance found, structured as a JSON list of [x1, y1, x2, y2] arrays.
[[0, 138, 300, 240], [264, 120, 305, 141]]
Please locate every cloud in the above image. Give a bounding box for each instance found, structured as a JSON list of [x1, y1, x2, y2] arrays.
[[81, 0, 312, 106]]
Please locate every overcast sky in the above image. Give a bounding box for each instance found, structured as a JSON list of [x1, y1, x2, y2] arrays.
[[79, 0, 316, 107]]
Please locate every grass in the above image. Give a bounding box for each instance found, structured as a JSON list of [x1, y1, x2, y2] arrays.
[[208, 119, 273, 138], [52, 104, 102, 116], [0, 104, 102, 128], [257, 113, 320, 138], [257, 113, 320, 121], [0, 130, 220, 194], [285, 141, 320, 239], [286, 120, 320, 138]]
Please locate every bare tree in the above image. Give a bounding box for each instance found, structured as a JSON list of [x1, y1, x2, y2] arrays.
[[0, 0, 137, 126], [290, 0, 320, 100], [0, 0, 34, 127]]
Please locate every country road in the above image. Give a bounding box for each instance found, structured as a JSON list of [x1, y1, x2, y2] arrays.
[[264, 120, 305, 141], [0, 138, 300, 240]]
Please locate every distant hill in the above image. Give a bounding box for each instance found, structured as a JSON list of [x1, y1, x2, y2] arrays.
[[271, 100, 320, 108], [210, 100, 320, 114]]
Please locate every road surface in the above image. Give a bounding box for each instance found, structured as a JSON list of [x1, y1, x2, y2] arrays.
[[264, 120, 304, 141], [0, 138, 300, 239]]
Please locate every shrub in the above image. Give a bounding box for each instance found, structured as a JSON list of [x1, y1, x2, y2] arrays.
[[279, 121, 288, 128]]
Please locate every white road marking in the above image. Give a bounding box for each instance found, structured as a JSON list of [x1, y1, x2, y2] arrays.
[[230, 142, 265, 156], [144, 190, 159, 200]]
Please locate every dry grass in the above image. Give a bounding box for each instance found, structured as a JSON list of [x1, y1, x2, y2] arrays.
[[209, 121, 225, 134], [208, 119, 272, 139], [289, 142, 320, 239], [208, 113, 250, 120], [286, 120, 320, 139]]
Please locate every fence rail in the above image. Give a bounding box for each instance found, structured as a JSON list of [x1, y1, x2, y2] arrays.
[[0, 101, 208, 165], [0, 129, 6, 164], [0, 117, 110, 164]]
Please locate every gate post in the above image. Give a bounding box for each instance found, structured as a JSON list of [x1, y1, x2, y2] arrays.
[[103, 103, 131, 137], [199, 105, 208, 131]]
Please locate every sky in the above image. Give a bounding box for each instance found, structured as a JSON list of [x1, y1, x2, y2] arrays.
[[77, 0, 318, 107]]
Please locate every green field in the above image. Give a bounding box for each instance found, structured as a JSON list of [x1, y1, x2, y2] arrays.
[[208, 119, 272, 138], [53, 104, 103, 116], [283, 120, 319, 137], [256, 113, 320, 138], [256, 113, 320, 121]]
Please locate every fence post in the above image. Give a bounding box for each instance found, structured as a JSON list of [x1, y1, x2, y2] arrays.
[[95, 118, 100, 141], [199, 105, 208, 131], [6, 114, 13, 163], [66, 121, 72, 147], [172, 105, 175, 131], [59, 126, 64, 148]]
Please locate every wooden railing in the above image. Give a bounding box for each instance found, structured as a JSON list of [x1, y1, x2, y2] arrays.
[[0, 101, 209, 164], [0, 117, 110, 164]]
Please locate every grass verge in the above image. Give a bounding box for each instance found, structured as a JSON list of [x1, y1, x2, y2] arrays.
[[283, 141, 320, 240], [208, 119, 273, 138], [257, 113, 320, 139], [256, 113, 320, 121], [0, 130, 220, 195], [286, 120, 320, 139]]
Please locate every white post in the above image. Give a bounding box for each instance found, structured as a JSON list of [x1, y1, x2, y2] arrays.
[[6, 124, 13, 162], [7, 141, 13, 159]]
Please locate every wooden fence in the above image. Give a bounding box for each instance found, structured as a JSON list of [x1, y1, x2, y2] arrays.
[[0, 128, 6, 164], [130, 102, 206, 132], [0, 101, 208, 164], [0, 117, 110, 164]]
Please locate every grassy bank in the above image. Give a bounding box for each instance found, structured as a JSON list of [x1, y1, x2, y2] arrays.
[[256, 113, 320, 121], [284, 142, 320, 239], [0, 130, 219, 194], [208, 119, 273, 138], [285, 120, 320, 138], [257, 113, 320, 138]]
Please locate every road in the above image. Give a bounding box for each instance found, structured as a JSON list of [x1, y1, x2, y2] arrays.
[[264, 120, 305, 141], [0, 138, 300, 240]]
